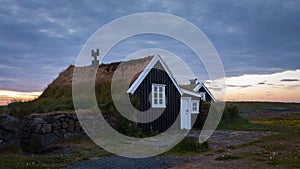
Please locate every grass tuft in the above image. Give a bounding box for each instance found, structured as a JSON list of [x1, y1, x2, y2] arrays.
[[166, 137, 209, 155]]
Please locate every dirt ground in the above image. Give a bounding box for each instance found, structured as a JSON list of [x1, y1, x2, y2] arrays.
[[170, 135, 300, 169], [171, 107, 300, 169]]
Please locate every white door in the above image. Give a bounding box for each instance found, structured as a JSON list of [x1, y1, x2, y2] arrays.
[[180, 97, 191, 129]]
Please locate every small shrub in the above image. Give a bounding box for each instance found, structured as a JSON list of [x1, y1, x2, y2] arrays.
[[171, 137, 209, 153], [224, 104, 240, 120]]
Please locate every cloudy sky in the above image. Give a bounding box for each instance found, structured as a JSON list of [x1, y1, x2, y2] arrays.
[[0, 0, 300, 104]]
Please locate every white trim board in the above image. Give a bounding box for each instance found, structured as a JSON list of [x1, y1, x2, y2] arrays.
[[127, 55, 183, 95], [181, 88, 202, 98]]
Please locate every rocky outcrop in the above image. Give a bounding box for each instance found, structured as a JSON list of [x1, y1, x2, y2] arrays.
[[20, 112, 86, 153], [0, 114, 20, 147]]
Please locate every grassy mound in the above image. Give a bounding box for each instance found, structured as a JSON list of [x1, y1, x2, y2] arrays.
[[217, 104, 267, 131]]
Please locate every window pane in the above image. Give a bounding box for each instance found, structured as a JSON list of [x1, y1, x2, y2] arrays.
[[154, 93, 157, 98], [154, 99, 157, 104], [154, 87, 157, 91], [159, 93, 162, 98], [159, 87, 162, 92], [159, 99, 163, 104]]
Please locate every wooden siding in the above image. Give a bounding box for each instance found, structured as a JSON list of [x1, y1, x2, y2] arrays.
[[132, 62, 181, 132]]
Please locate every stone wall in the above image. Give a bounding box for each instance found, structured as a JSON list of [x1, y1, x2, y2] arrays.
[[0, 114, 20, 147], [0, 112, 86, 153], [20, 112, 86, 153]]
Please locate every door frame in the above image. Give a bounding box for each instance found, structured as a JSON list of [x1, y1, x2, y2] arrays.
[[180, 97, 191, 129]]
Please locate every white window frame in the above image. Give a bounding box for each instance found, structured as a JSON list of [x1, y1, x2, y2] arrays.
[[191, 100, 199, 114], [151, 84, 166, 108]]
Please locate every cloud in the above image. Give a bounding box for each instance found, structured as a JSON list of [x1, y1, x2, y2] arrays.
[[286, 84, 300, 90], [280, 79, 299, 82], [258, 81, 267, 85], [0, 0, 300, 95], [227, 84, 253, 88]]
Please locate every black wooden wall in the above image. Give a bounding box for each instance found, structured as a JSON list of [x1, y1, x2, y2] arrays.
[[132, 62, 181, 132]]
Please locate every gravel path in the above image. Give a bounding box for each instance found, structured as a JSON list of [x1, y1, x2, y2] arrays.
[[64, 156, 188, 169], [188, 130, 276, 149]]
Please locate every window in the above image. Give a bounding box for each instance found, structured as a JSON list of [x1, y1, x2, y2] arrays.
[[152, 84, 166, 108], [191, 100, 199, 114], [200, 92, 206, 101]]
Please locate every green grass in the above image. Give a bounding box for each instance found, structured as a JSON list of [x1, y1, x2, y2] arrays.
[[230, 101, 300, 112], [252, 118, 300, 133], [0, 146, 111, 169], [0, 106, 3, 114], [216, 104, 269, 131], [242, 140, 300, 168], [216, 103, 300, 132], [218, 116, 300, 168], [217, 114, 269, 131], [7, 93, 74, 120], [213, 103, 300, 168], [267, 151, 300, 168]]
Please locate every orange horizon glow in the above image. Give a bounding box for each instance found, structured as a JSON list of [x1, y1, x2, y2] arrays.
[[0, 69, 299, 106], [0, 90, 42, 106], [207, 69, 300, 103]]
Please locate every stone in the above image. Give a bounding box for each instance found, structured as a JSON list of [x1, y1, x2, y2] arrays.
[[74, 121, 80, 127], [33, 117, 45, 124], [52, 120, 61, 130], [0, 130, 12, 141], [68, 119, 74, 126], [32, 124, 42, 133], [0, 114, 20, 147], [67, 125, 74, 133], [54, 115, 65, 120], [75, 126, 81, 133], [20, 130, 30, 139], [53, 130, 64, 138], [0, 114, 19, 133], [40, 124, 52, 134], [19, 113, 86, 153], [62, 121, 68, 129], [64, 132, 71, 138]]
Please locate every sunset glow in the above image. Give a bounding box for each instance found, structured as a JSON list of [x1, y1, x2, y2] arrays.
[[0, 90, 42, 105], [206, 69, 300, 103], [1, 69, 299, 106]]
